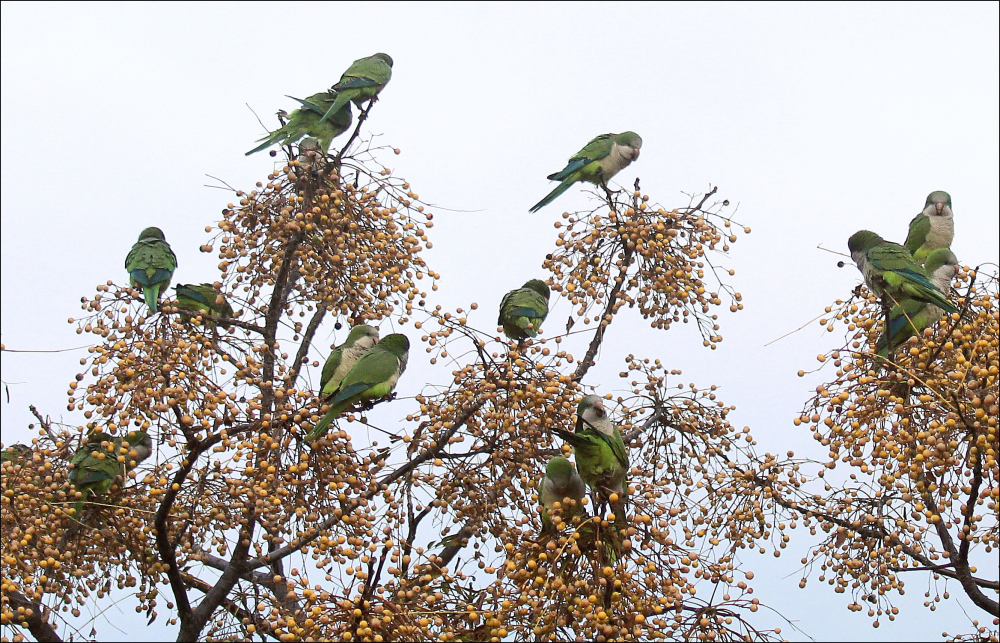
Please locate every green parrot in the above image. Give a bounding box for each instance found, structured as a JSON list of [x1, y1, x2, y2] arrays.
[[1, 444, 32, 464], [306, 333, 409, 443], [126, 227, 178, 313], [848, 230, 958, 313], [875, 248, 959, 356], [498, 279, 550, 341], [539, 456, 587, 534], [551, 396, 629, 514], [68, 430, 152, 516], [319, 53, 394, 124], [904, 191, 954, 264], [530, 131, 643, 212], [246, 91, 353, 156], [319, 324, 380, 394], [174, 283, 234, 327]]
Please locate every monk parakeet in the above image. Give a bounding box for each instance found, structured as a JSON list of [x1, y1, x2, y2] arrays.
[[1, 444, 32, 464], [848, 230, 958, 313], [875, 248, 959, 356], [319, 324, 380, 394], [126, 227, 177, 313], [530, 132, 643, 213], [306, 333, 409, 443], [499, 280, 550, 341], [539, 456, 587, 534], [174, 283, 234, 327], [904, 191, 954, 264], [68, 430, 152, 515], [319, 53, 394, 124], [551, 396, 629, 513], [246, 91, 353, 156]]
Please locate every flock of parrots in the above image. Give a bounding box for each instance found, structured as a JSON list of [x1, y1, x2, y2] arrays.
[[2, 53, 959, 546], [848, 190, 959, 357]]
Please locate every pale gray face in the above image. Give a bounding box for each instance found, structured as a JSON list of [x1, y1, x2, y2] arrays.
[[923, 191, 953, 218], [357, 331, 379, 351], [298, 138, 321, 153], [579, 395, 613, 434], [618, 133, 642, 158]]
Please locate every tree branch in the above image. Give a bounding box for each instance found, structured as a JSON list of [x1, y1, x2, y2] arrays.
[[243, 397, 489, 570], [182, 572, 281, 641], [754, 465, 999, 614], [922, 480, 999, 616], [196, 552, 305, 616], [3, 591, 62, 642], [171, 307, 266, 335], [572, 179, 641, 382], [286, 305, 327, 388]]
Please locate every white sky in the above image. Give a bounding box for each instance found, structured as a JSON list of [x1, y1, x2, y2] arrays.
[[2, 2, 998, 641]]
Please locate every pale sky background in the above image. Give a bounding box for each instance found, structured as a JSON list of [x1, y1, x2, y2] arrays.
[[2, 2, 998, 641]]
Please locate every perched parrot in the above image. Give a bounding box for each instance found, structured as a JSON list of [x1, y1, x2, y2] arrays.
[[529, 132, 643, 213], [904, 191, 954, 264], [306, 333, 409, 443], [498, 279, 550, 341], [246, 91, 353, 156], [319, 324, 380, 394], [68, 430, 152, 516], [319, 53, 394, 124], [848, 231, 958, 313], [551, 396, 629, 514], [875, 248, 959, 356], [126, 227, 178, 313], [539, 456, 587, 534], [174, 283, 234, 327], [1, 444, 32, 464]]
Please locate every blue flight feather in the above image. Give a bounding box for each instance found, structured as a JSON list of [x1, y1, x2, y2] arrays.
[[131, 268, 172, 286], [547, 158, 588, 182]]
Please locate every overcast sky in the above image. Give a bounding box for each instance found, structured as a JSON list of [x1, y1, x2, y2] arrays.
[[2, 2, 998, 641]]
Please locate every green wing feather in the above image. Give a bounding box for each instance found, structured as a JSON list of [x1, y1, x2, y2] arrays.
[[175, 283, 233, 325], [903, 214, 930, 256], [530, 135, 614, 212], [551, 426, 627, 495], [340, 54, 393, 86], [247, 92, 352, 156], [868, 245, 958, 313], [499, 283, 550, 339], [572, 134, 614, 163], [306, 340, 405, 443], [326, 350, 400, 407], [69, 433, 122, 502], [608, 427, 629, 470], [319, 54, 393, 123], [126, 231, 177, 313], [320, 350, 343, 394]]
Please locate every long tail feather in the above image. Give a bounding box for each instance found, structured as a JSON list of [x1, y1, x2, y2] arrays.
[[144, 284, 160, 313], [529, 180, 573, 213], [305, 407, 337, 444], [246, 130, 285, 156]]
